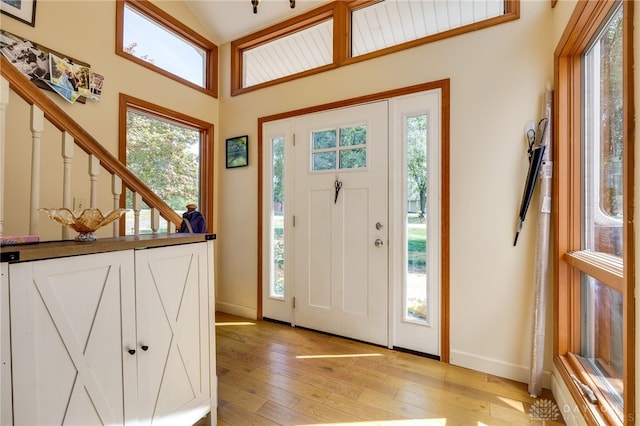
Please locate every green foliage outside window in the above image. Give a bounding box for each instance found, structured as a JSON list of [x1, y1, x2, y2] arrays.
[[126, 110, 200, 210]]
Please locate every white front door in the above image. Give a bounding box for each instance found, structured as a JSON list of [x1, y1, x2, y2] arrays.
[[293, 101, 389, 346], [262, 90, 444, 355]]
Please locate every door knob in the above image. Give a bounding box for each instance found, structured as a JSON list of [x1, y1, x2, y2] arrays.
[[141, 345, 149, 351], [376, 222, 383, 230], [375, 239, 384, 247], [127, 348, 136, 355]]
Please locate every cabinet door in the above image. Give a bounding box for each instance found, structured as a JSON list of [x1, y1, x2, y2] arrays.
[[9, 251, 135, 426], [1, 263, 12, 426], [134, 243, 210, 425]]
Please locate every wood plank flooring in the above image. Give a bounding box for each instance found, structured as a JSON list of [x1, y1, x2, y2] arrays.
[[214, 312, 565, 425]]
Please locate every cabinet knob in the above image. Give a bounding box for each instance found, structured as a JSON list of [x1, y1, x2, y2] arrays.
[[141, 345, 149, 351], [127, 349, 136, 355]]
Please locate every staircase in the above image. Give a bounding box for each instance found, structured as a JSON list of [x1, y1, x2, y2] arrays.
[[0, 55, 182, 241]]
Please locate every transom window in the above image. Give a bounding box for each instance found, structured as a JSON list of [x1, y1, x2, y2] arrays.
[[116, 0, 218, 97], [243, 19, 333, 88], [232, 0, 518, 95], [351, 0, 505, 57], [311, 125, 367, 171]]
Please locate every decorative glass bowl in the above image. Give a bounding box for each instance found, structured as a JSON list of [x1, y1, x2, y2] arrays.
[[40, 208, 127, 241]]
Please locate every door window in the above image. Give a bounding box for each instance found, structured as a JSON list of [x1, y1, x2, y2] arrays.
[[311, 125, 367, 171]]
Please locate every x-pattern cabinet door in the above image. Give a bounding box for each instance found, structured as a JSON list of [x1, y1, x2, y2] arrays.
[[132, 243, 211, 426], [9, 250, 134, 426]]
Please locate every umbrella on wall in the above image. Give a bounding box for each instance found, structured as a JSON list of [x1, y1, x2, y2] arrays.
[[513, 117, 548, 247]]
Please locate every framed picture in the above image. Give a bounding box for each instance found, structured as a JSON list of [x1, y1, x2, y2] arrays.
[[1, 0, 37, 26], [226, 135, 248, 168]]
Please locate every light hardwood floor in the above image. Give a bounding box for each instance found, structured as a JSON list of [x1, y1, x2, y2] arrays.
[[214, 312, 565, 425]]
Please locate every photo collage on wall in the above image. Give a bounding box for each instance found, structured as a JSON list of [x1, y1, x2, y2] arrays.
[[0, 30, 104, 104]]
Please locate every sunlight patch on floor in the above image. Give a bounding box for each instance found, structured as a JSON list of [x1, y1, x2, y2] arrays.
[[497, 396, 525, 413], [296, 353, 384, 359], [304, 419, 447, 425], [215, 321, 256, 326]]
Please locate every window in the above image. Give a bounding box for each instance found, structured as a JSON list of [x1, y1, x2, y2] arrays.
[[232, 2, 337, 95], [351, 0, 505, 57], [243, 19, 333, 88], [555, 1, 633, 424], [271, 136, 285, 298], [119, 94, 214, 234], [311, 125, 367, 171], [231, 0, 518, 95], [405, 114, 428, 323], [116, 0, 218, 97]]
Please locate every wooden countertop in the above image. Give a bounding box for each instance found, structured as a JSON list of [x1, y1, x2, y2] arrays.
[[1, 233, 216, 263]]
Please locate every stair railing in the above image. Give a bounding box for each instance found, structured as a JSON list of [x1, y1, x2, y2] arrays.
[[0, 55, 181, 239]]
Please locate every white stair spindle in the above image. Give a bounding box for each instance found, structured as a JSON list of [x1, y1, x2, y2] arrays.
[[0, 77, 8, 237], [150, 208, 159, 234], [111, 175, 122, 237], [29, 105, 44, 236], [168, 221, 176, 233], [133, 192, 142, 235], [89, 154, 99, 208], [61, 132, 74, 240]]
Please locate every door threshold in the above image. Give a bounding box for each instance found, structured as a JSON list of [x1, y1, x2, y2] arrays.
[[393, 346, 440, 361]]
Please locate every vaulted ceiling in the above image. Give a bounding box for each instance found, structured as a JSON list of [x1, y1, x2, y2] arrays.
[[184, 0, 331, 44]]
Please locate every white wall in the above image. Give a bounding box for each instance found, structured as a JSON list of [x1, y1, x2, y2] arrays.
[[216, 1, 556, 384]]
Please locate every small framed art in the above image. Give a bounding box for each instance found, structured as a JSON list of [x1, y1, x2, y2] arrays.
[[1, 0, 37, 26], [226, 135, 248, 168]]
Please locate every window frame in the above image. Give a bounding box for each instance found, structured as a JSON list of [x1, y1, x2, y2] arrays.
[[231, 2, 339, 96], [231, 0, 518, 96], [118, 93, 215, 233], [116, 0, 218, 98], [343, 0, 519, 64], [554, 1, 634, 424]]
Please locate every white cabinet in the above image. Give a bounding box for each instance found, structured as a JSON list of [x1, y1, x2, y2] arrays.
[[5, 241, 215, 426], [1, 262, 12, 426], [132, 243, 214, 426]]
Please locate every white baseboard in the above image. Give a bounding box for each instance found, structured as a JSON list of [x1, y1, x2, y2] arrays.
[[450, 349, 552, 389], [551, 369, 587, 425], [215, 301, 257, 320]]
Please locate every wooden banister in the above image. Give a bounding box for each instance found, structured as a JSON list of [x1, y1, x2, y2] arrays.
[[1, 55, 181, 228]]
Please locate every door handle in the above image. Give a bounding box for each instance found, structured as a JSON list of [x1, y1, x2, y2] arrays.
[[376, 222, 383, 230], [374, 239, 384, 247]]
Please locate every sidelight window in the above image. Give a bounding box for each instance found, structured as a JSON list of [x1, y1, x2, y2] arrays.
[[405, 114, 428, 323], [271, 137, 286, 298]]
